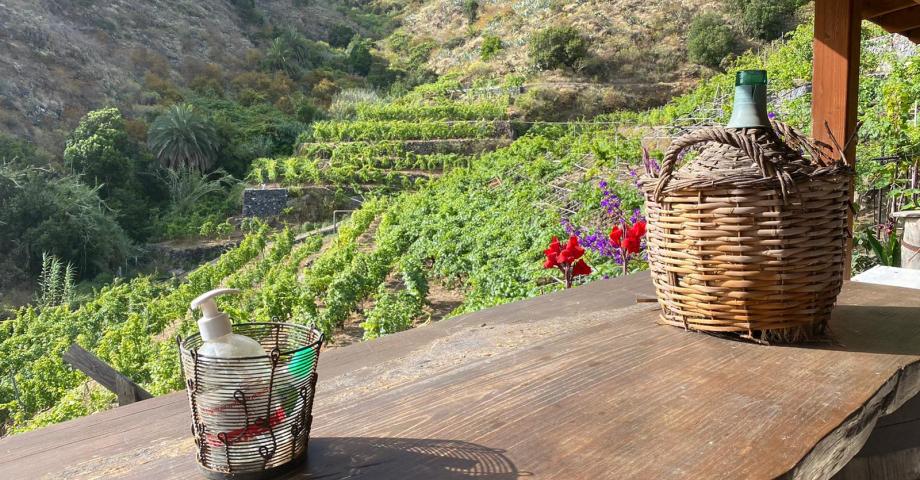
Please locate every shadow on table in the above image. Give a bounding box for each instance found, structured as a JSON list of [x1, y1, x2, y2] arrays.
[[809, 305, 920, 356], [292, 437, 525, 479]]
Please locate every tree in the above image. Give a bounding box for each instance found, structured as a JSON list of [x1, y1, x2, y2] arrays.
[[687, 14, 736, 69], [346, 36, 373, 76], [148, 104, 220, 172], [0, 163, 130, 279], [64, 107, 133, 192], [265, 37, 302, 77], [64, 108, 157, 241], [528, 26, 589, 71], [328, 24, 355, 49]]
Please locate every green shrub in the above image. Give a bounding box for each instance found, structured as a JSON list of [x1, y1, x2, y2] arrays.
[[0, 133, 49, 166], [328, 89, 382, 120], [0, 164, 131, 278], [230, 0, 263, 25], [727, 0, 803, 41], [294, 96, 320, 124], [480, 35, 502, 60], [528, 26, 589, 71], [328, 24, 355, 48], [346, 37, 373, 76], [463, 0, 479, 24], [687, 13, 736, 69]]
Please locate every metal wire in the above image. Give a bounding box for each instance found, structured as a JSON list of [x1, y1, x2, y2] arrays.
[[178, 322, 323, 478]]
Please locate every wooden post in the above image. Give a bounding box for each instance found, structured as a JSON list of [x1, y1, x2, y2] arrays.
[[813, 0, 863, 279], [62, 343, 152, 406]]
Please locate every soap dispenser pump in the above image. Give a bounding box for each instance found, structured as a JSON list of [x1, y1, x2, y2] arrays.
[[192, 288, 266, 358]]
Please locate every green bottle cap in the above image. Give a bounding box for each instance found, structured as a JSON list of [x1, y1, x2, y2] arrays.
[[735, 70, 767, 86]]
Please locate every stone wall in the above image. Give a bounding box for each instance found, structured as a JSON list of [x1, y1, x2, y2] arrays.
[[242, 188, 289, 218]]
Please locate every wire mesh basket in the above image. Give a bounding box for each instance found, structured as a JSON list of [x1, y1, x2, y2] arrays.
[[178, 322, 323, 479]]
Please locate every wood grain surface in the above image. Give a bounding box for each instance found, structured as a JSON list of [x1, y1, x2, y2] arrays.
[[2, 273, 920, 480]]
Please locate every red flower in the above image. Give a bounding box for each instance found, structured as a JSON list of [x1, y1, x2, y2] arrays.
[[572, 259, 592, 276], [557, 235, 585, 264], [630, 220, 646, 239], [609, 226, 623, 248], [543, 236, 562, 269], [611, 221, 646, 254], [622, 234, 641, 254]]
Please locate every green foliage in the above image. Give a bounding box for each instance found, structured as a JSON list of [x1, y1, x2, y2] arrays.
[[688, 13, 736, 69], [0, 163, 131, 279], [0, 133, 50, 167], [294, 97, 321, 124], [480, 35, 502, 61], [346, 36, 373, 76], [148, 104, 221, 171], [727, 0, 803, 41], [306, 120, 498, 142], [355, 100, 507, 121], [861, 229, 901, 267], [328, 89, 382, 120], [64, 107, 156, 240], [154, 168, 239, 240], [187, 96, 306, 177], [362, 255, 428, 339], [230, 0, 263, 25], [328, 24, 356, 49], [264, 30, 317, 77], [528, 26, 589, 71], [159, 168, 236, 215], [0, 225, 272, 430], [463, 0, 479, 24], [37, 253, 76, 308]]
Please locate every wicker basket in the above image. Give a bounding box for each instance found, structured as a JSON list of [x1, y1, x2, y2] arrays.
[[640, 121, 853, 343]]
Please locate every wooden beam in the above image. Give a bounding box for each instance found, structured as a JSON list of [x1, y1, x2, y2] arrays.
[[861, 0, 917, 18], [905, 26, 920, 42], [813, 0, 862, 279], [62, 343, 152, 406], [872, 5, 920, 33]]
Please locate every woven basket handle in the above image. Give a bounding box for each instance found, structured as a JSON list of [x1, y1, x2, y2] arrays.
[[653, 127, 784, 201]]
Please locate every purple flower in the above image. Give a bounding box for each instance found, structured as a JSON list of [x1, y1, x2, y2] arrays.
[[768, 112, 777, 120]]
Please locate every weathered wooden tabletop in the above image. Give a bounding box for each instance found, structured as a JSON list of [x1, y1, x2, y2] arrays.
[[2, 273, 920, 480]]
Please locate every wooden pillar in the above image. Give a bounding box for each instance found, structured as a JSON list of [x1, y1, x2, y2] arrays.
[[813, 0, 863, 279]]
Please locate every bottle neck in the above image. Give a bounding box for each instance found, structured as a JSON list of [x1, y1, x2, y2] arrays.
[[726, 84, 770, 129]]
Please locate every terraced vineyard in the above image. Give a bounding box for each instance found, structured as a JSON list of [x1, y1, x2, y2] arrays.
[[250, 98, 513, 187]]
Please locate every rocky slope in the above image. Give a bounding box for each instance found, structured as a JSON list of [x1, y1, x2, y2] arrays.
[[375, 0, 722, 109], [0, 0, 372, 152]]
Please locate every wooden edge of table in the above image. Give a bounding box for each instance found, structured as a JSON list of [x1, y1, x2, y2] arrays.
[[786, 356, 920, 479]]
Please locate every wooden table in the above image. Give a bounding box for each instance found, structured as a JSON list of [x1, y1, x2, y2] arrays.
[[3, 273, 920, 479]]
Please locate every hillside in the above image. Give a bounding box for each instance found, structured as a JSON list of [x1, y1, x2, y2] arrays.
[[372, 0, 807, 116], [0, 0, 388, 152]]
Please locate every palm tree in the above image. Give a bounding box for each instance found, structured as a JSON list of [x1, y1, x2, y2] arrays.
[[148, 104, 220, 171], [265, 37, 301, 77]]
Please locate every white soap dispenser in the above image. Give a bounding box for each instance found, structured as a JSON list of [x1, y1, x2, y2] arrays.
[[192, 288, 266, 358]]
